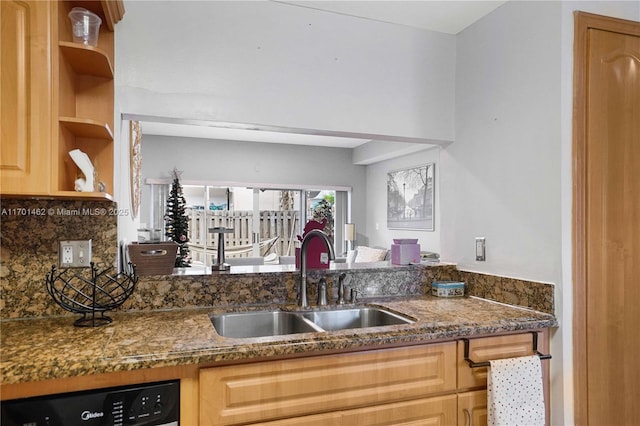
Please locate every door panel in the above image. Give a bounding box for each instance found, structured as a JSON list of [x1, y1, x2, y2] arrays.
[[584, 26, 640, 425], [458, 391, 487, 426], [0, 0, 52, 194]]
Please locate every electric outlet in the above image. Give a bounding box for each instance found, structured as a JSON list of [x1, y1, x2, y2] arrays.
[[475, 237, 486, 261], [59, 240, 92, 268], [61, 245, 73, 264]]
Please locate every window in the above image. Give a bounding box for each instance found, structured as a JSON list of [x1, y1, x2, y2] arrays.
[[144, 181, 350, 267]]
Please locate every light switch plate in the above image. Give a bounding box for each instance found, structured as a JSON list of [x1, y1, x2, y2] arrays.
[[475, 237, 486, 261], [59, 240, 92, 268]]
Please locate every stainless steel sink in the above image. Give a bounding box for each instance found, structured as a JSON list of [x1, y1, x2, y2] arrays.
[[210, 311, 322, 338], [210, 307, 414, 338], [302, 307, 414, 331]]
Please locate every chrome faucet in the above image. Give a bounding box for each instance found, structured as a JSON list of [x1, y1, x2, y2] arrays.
[[337, 272, 347, 304], [299, 230, 335, 308], [317, 278, 328, 306]]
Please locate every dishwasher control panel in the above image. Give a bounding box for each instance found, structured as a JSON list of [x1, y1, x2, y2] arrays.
[[1, 380, 179, 426]]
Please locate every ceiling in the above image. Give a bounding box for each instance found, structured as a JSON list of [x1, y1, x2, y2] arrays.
[[278, 1, 507, 34], [139, 1, 507, 148]]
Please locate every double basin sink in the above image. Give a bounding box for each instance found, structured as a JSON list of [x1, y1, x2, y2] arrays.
[[210, 307, 414, 339]]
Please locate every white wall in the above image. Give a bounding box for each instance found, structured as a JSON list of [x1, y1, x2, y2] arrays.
[[364, 147, 440, 253], [439, 2, 640, 425], [441, 1, 562, 282], [442, 1, 564, 422], [116, 1, 455, 141]]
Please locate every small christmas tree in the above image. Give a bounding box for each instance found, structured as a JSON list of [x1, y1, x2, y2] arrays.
[[165, 168, 191, 267]]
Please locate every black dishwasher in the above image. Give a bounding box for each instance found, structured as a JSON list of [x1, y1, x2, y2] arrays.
[[1, 379, 179, 426]]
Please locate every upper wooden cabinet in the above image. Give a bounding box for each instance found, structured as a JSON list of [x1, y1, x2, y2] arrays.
[[0, 1, 53, 196], [0, 0, 123, 200]]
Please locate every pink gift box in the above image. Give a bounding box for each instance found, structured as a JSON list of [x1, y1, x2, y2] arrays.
[[391, 242, 420, 265]]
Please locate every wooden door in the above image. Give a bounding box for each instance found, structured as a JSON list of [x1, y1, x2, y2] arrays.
[[0, 0, 52, 195], [458, 391, 487, 426], [573, 12, 640, 426]]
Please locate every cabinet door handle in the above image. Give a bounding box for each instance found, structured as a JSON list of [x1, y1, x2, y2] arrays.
[[464, 408, 473, 426]]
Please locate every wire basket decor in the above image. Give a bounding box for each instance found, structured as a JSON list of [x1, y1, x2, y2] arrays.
[[45, 262, 138, 327]]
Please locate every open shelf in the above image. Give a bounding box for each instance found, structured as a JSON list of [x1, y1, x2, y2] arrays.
[[59, 42, 113, 78], [1, 1, 122, 201], [4, 190, 115, 201], [59, 117, 114, 140]]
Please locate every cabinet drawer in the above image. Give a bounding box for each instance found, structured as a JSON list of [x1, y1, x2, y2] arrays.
[[457, 332, 541, 389], [340, 394, 458, 426], [251, 411, 343, 426], [200, 343, 457, 425], [253, 394, 457, 426]]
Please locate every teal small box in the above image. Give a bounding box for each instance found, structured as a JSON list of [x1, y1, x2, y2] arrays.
[[431, 281, 465, 297]]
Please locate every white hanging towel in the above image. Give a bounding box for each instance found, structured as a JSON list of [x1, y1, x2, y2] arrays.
[[487, 355, 545, 426]]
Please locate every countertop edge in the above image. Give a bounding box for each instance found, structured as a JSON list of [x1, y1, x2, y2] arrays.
[[0, 297, 557, 386]]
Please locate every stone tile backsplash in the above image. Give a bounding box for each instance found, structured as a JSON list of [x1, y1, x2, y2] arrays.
[[1, 198, 119, 318], [455, 270, 554, 314]]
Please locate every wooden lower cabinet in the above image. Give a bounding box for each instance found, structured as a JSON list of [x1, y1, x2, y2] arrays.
[[1, 331, 550, 426], [458, 390, 487, 426], [456, 330, 550, 425], [198, 332, 550, 425], [199, 343, 457, 425]]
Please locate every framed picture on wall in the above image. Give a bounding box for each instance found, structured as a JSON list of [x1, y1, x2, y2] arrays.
[[387, 163, 435, 231]]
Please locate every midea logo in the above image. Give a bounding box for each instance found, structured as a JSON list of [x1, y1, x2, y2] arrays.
[[81, 410, 104, 421]]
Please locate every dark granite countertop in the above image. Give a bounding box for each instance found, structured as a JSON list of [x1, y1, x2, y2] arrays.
[[171, 260, 445, 275], [0, 296, 556, 385]]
